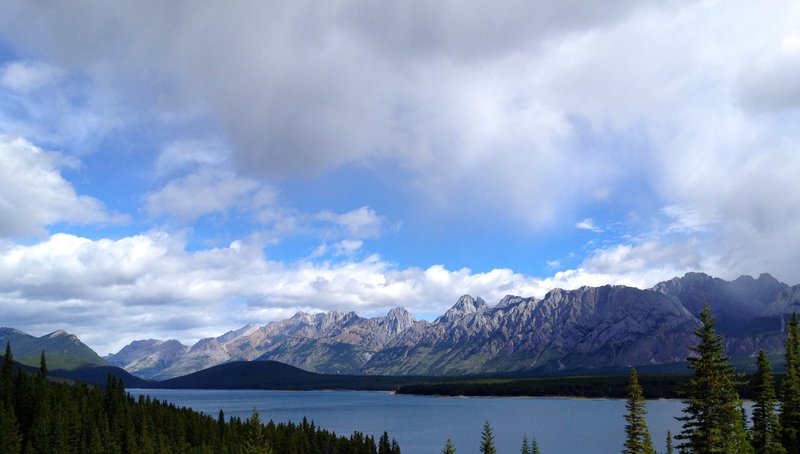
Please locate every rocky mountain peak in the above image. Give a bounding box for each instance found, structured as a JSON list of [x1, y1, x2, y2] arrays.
[[218, 324, 260, 343], [435, 295, 487, 324], [47, 329, 69, 338], [385, 307, 415, 333], [496, 295, 527, 308]]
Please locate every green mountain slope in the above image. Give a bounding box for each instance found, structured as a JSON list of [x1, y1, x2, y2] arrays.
[[0, 327, 107, 369]]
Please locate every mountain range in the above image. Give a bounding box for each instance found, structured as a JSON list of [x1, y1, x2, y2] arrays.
[[103, 272, 800, 379]]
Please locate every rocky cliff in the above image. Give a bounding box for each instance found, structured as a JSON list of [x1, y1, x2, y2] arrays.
[[110, 272, 800, 379]]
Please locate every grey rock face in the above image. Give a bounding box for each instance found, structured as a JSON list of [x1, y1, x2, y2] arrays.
[[111, 272, 800, 379], [112, 307, 425, 379], [363, 285, 697, 375], [106, 339, 189, 379]]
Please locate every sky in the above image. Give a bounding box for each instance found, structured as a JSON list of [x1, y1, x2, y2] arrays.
[[1, 1, 799, 355]]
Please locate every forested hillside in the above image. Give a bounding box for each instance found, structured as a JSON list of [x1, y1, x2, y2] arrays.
[[0, 344, 400, 453]]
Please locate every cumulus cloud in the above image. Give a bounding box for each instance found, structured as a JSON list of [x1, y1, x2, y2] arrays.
[[2, 1, 799, 239], [145, 170, 263, 222], [317, 206, 384, 240], [0, 135, 122, 237], [0, 231, 545, 353], [0, 59, 122, 151], [0, 227, 772, 355], [3, 0, 800, 352]]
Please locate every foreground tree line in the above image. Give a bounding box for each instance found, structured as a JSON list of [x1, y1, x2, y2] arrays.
[[439, 421, 541, 453], [0, 344, 400, 454], [624, 306, 800, 454]]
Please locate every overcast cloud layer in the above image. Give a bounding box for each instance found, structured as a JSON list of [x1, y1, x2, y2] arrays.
[[1, 1, 799, 354]]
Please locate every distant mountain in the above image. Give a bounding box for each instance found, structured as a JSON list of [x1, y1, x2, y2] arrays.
[[149, 360, 441, 391], [652, 272, 787, 335], [0, 328, 107, 370], [112, 272, 800, 378], [117, 307, 424, 380], [49, 365, 151, 388], [105, 339, 189, 378], [363, 288, 697, 375]]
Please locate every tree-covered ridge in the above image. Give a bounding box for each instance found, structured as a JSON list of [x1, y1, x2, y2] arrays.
[[0, 343, 400, 454]]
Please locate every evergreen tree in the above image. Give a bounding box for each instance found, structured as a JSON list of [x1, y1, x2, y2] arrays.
[[751, 350, 785, 454], [0, 403, 23, 453], [218, 408, 226, 445], [521, 434, 530, 454], [676, 304, 752, 453], [442, 438, 456, 454], [1, 341, 12, 377], [531, 435, 541, 454], [1, 341, 12, 406], [379, 431, 392, 454], [781, 313, 800, 454], [243, 408, 273, 454], [38, 350, 47, 380], [480, 421, 497, 454], [624, 368, 655, 454], [665, 430, 673, 454]]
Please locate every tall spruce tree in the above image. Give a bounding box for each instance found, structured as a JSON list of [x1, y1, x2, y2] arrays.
[[665, 430, 673, 454], [531, 435, 541, 454], [781, 313, 800, 453], [624, 367, 655, 454], [751, 350, 785, 454], [38, 350, 47, 380], [1, 341, 12, 406], [480, 421, 497, 454], [676, 304, 752, 453], [521, 434, 530, 454], [442, 438, 456, 454]]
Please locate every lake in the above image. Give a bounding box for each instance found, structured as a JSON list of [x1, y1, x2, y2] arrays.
[[130, 389, 686, 453]]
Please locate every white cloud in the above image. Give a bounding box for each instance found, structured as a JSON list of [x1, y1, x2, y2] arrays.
[[0, 59, 122, 151], [0, 231, 541, 353], [0, 226, 783, 355], [0, 135, 123, 237], [576, 218, 603, 233], [155, 140, 228, 177], [145, 170, 263, 222], [2, 1, 798, 241], [1, 61, 62, 92], [317, 206, 384, 240]]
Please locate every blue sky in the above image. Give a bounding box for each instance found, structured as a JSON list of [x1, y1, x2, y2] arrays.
[[1, 1, 799, 354]]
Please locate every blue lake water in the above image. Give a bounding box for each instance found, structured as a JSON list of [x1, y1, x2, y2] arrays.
[[130, 389, 687, 453]]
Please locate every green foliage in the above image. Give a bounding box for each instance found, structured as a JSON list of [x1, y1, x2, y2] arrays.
[[480, 421, 496, 454], [665, 429, 673, 454], [751, 350, 786, 454], [442, 438, 456, 454], [623, 368, 655, 454], [37, 351, 46, 381], [531, 435, 541, 454], [676, 304, 752, 453], [521, 433, 541, 454], [781, 313, 800, 454], [0, 344, 400, 454], [396, 374, 691, 399]]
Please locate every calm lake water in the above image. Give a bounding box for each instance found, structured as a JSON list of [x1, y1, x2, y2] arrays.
[[130, 389, 686, 454]]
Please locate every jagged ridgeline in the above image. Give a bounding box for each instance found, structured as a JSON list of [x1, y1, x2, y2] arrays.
[[108, 272, 800, 380], [0, 346, 401, 453]]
